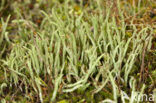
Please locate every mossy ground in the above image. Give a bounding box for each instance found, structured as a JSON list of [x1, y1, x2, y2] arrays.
[[0, 0, 156, 103]]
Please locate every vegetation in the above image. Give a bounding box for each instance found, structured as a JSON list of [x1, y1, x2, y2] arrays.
[[0, 0, 156, 103]]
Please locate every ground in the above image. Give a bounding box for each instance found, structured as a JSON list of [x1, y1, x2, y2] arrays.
[[0, 0, 156, 103]]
